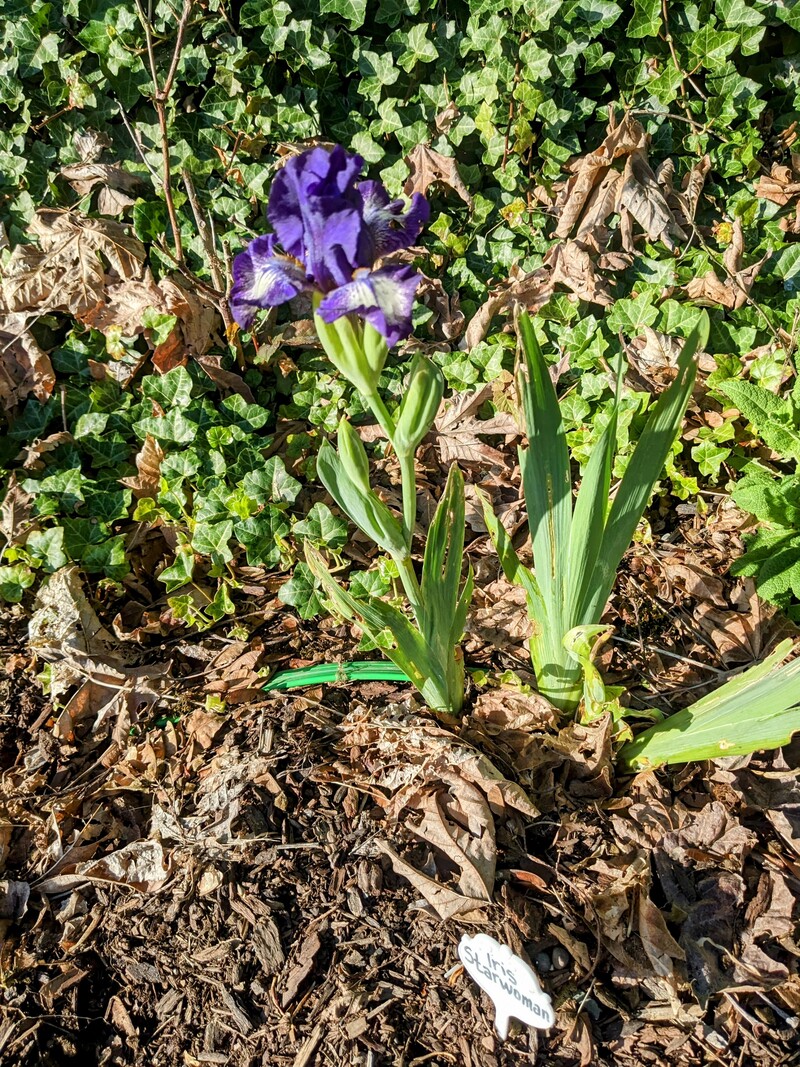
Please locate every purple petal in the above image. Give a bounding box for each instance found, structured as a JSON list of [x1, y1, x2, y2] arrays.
[[359, 181, 430, 258], [268, 147, 367, 288], [230, 235, 308, 330], [317, 265, 421, 347]]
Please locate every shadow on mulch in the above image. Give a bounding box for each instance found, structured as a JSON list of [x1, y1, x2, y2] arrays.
[[0, 588, 799, 1067]]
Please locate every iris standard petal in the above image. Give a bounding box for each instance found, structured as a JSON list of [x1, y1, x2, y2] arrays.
[[316, 265, 421, 347], [358, 181, 430, 258], [230, 235, 308, 329], [268, 147, 367, 288]]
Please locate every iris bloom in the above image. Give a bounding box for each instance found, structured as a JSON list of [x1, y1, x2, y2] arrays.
[[231, 147, 429, 347]]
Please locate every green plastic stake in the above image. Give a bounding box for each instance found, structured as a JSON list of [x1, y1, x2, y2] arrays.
[[263, 661, 412, 692]]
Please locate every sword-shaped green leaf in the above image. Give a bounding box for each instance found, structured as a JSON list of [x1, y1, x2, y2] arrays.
[[619, 640, 800, 769]]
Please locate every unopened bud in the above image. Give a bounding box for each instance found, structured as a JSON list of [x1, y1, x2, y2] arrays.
[[336, 418, 372, 492], [394, 355, 444, 457]]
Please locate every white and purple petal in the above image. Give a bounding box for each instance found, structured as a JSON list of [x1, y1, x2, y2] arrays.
[[358, 180, 430, 258], [230, 235, 309, 330], [316, 265, 421, 348]]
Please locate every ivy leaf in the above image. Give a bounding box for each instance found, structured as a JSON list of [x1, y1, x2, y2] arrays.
[[278, 562, 324, 619], [628, 0, 661, 37], [142, 366, 194, 408], [233, 509, 291, 567], [159, 543, 196, 592], [606, 294, 659, 335], [26, 527, 67, 571], [319, 0, 367, 30], [192, 520, 234, 566], [293, 502, 348, 551], [243, 458, 301, 505], [0, 563, 35, 603]]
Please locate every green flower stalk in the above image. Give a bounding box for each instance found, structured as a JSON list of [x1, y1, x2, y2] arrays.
[[230, 145, 469, 717], [309, 316, 469, 718]]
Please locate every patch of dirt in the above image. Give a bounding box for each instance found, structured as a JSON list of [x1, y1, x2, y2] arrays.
[[1, 579, 799, 1067]]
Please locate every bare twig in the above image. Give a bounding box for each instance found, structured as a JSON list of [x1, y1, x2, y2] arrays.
[[181, 168, 234, 331], [659, 0, 704, 136], [116, 101, 162, 184], [134, 0, 195, 264]]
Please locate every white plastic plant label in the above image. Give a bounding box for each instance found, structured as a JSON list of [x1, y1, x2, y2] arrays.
[[458, 933, 554, 1039]]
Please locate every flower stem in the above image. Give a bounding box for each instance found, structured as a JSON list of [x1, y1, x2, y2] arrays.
[[398, 449, 417, 550], [363, 389, 396, 444], [394, 551, 424, 626]]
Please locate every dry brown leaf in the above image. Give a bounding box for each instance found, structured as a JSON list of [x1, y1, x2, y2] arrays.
[[433, 383, 519, 466], [575, 168, 624, 245], [74, 129, 111, 163], [637, 892, 686, 977], [466, 578, 532, 650], [0, 474, 33, 544], [375, 840, 490, 922], [97, 186, 138, 216], [335, 704, 538, 820], [416, 275, 465, 341], [404, 144, 473, 208], [120, 434, 165, 498], [755, 158, 800, 206], [554, 112, 648, 239], [434, 101, 460, 135], [2, 209, 146, 317], [77, 840, 170, 893], [28, 566, 140, 698], [679, 154, 711, 224], [0, 313, 56, 410], [82, 271, 219, 363], [396, 772, 496, 905], [546, 239, 613, 305], [195, 354, 255, 401], [60, 161, 141, 195], [462, 264, 552, 349], [685, 219, 767, 310], [618, 151, 687, 251], [661, 557, 727, 607]]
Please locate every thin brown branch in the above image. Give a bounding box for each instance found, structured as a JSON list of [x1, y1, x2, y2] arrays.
[[659, 0, 703, 137], [134, 0, 195, 264], [181, 168, 234, 331]]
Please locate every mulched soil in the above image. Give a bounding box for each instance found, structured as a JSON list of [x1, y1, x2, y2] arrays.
[[1, 507, 800, 1067]]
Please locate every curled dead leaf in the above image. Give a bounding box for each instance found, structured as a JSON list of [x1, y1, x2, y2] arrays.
[[404, 144, 473, 208], [462, 264, 552, 349], [0, 313, 55, 410], [121, 435, 165, 498]]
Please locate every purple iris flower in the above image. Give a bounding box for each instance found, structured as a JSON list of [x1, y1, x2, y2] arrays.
[[230, 146, 429, 347]]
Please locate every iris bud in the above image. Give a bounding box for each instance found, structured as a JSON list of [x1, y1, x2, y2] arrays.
[[394, 354, 444, 457], [336, 418, 372, 492]]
